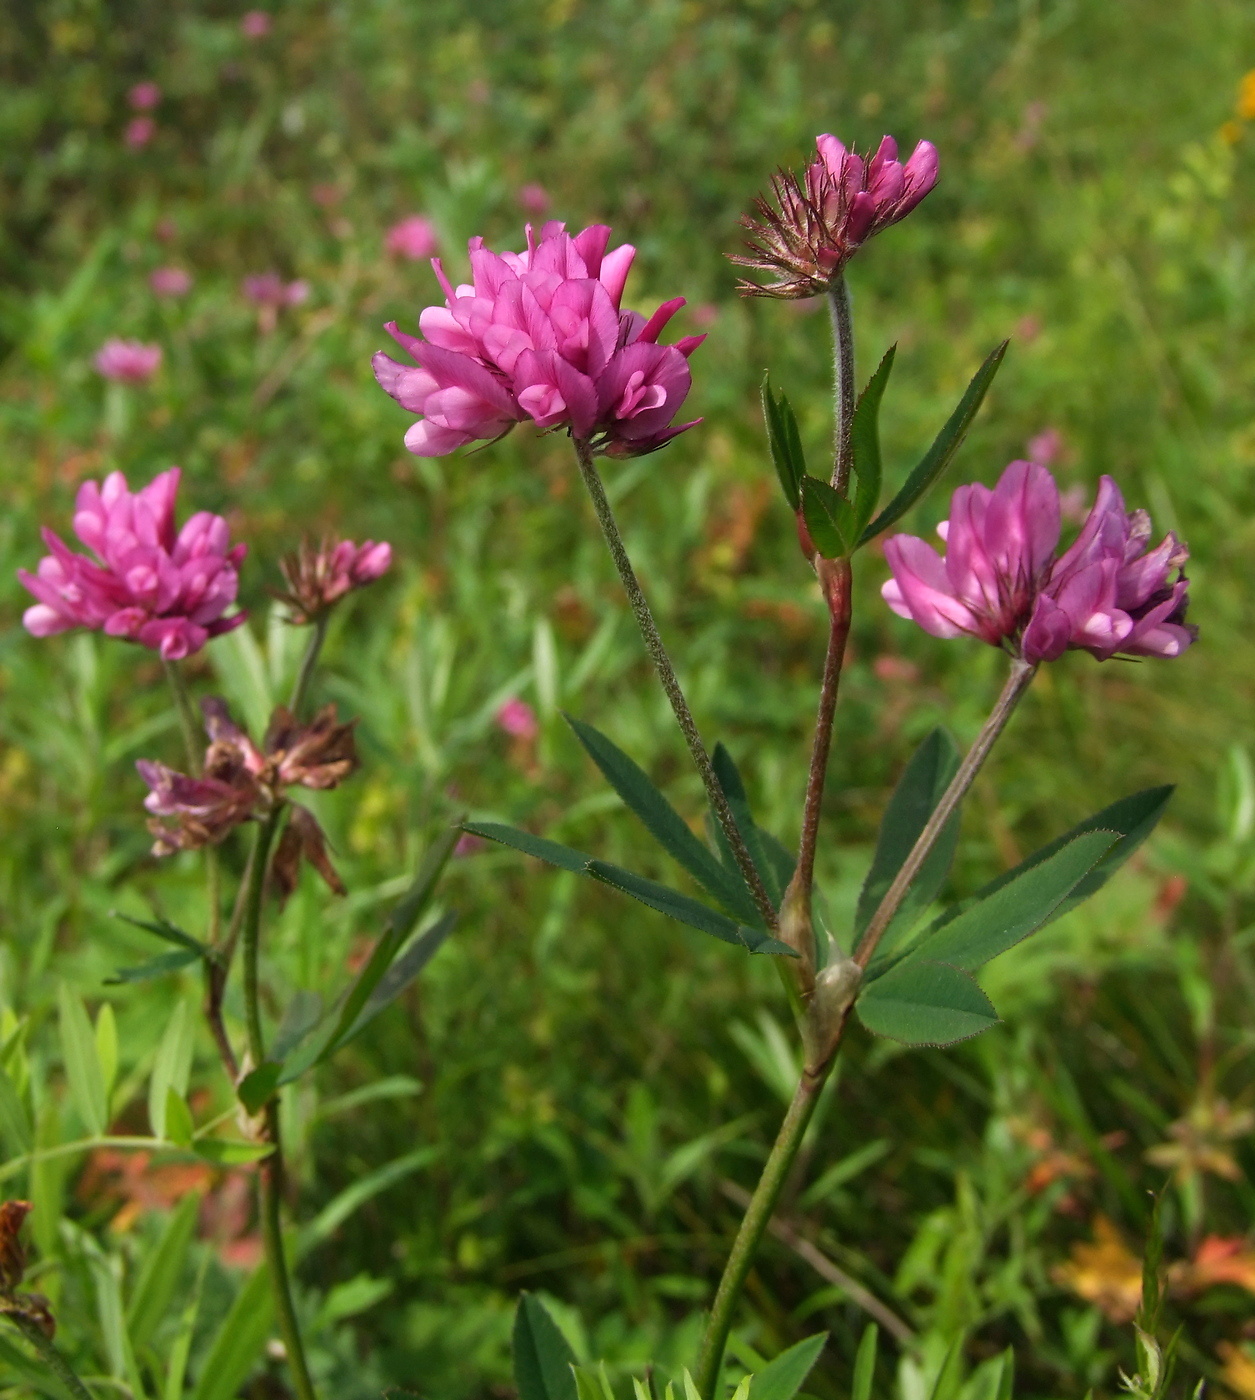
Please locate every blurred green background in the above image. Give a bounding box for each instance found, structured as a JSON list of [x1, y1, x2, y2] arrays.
[[1, 1, 1254, 1396]]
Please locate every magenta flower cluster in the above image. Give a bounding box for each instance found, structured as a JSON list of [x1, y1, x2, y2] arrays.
[[18, 468, 247, 661], [373, 221, 704, 458], [882, 461, 1195, 663]]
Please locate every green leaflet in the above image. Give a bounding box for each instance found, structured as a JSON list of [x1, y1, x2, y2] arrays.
[[850, 344, 896, 538], [800, 474, 856, 559], [513, 1292, 579, 1400], [565, 714, 761, 923], [466, 821, 795, 956], [927, 786, 1174, 938], [857, 727, 961, 947], [711, 742, 793, 907], [860, 340, 1008, 543], [747, 1333, 828, 1400], [761, 374, 807, 510], [906, 829, 1120, 972], [857, 960, 998, 1046]]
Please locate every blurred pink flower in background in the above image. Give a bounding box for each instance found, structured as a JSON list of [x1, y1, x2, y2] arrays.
[[155, 217, 178, 242], [454, 832, 485, 857], [1058, 484, 1088, 525], [385, 216, 438, 260], [94, 339, 162, 382], [128, 82, 161, 110], [373, 221, 704, 458], [1026, 428, 1062, 467], [882, 460, 1196, 663], [18, 467, 248, 660], [242, 273, 308, 307], [690, 304, 719, 329], [241, 10, 271, 37], [496, 698, 539, 740], [125, 117, 155, 150], [243, 273, 309, 330], [149, 267, 192, 298], [517, 183, 550, 215]]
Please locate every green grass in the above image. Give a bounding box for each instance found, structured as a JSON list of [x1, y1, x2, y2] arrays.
[[0, 1, 1254, 1396]]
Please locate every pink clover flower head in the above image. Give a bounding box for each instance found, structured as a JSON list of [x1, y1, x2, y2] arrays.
[[372, 220, 704, 459], [94, 338, 162, 382], [386, 216, 439, 260], [149, 266, 193, 298], [128, 82, 161, 111], [125, 116, 156, 149], [881, 461, 1195, 664], [517, 183, 550, 215], [275, 536, 392, 624], [733, 133, 938, 298], [241, 10, 271, 37], [496, 697, 539, 740], [17, 467, 248, 661]]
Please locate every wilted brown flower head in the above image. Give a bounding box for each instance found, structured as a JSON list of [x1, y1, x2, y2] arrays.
[[732, 134, 939, 299], [275, 536, 392, 625], [137, 699, 358, 891], [0, 1200, 55, 1338]]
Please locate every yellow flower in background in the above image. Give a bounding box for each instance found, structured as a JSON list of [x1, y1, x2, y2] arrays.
[[1238, 69, 1255, 119], [1221, 120, 1244, 146], [1052, 1217, 1144, 1323], [1218, 1342, 1255, 1400]]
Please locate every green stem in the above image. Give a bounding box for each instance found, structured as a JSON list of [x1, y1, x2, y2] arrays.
[[854, 655, 1038, 969], [238, 810, 316, 1400], [241, 815, 280, 1069], [162, 658, 202, 772], [261, 1100, 318, 1400], [6, 1314, 95, 1400], [289, 615, 328, 717], [827, 278, 855, 493], [777, 559, 853, 981], [572, 439, 777, 930], [693, 1066, 831, 1399]]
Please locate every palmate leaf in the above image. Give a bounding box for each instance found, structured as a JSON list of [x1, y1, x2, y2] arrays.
[[465, 821, 795, 956], [856, 728, 961, 950], [859, 340, 1008, 544], [564, 714, 760, 923]]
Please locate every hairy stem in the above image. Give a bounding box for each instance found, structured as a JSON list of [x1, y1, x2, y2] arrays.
[[289, 615, 328, 717], [693, 1058, 836, 1399], [6, 1314, 94, 1400], [573, 439, 777, 930], [238, 809, 316, 1400], [854, 655, 1038, 969], [778, 559, 852, 978], [827, 278, 855, 493]]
